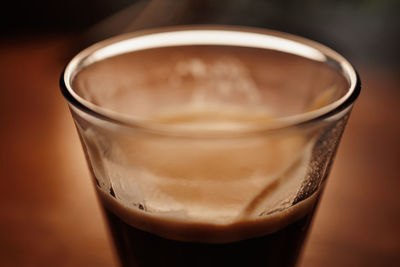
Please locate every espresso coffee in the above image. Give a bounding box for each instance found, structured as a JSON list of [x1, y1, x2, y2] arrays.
[[107, 213, 312, 267], [99, 189, 319, 267]]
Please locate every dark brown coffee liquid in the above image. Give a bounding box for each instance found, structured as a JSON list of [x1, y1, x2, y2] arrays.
[[104, 208, 315, 267]]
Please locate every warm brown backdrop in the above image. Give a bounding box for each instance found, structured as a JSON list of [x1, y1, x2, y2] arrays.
[[0, 35, 399, 267]]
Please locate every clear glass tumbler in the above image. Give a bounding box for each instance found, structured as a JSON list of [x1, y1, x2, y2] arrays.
[[60, 26, 360, 267]]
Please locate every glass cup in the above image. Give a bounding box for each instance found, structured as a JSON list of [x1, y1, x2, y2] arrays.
[[60, 26, 360, 267]]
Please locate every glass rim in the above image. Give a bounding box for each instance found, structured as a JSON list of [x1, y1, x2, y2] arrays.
[[60, 25, 361, 137]]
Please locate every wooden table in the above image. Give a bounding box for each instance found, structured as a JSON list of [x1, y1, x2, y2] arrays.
[[0, 36, 399, 267]]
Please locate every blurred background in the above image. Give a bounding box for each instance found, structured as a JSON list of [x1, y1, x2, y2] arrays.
[[0, 0, 399, 266]]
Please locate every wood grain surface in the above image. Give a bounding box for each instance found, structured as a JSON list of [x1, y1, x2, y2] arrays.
[[0, 36, 399, 267]]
